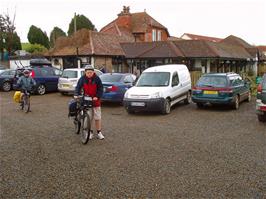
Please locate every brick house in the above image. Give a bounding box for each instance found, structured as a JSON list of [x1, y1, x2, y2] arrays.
[[100, 6, 170, 42]]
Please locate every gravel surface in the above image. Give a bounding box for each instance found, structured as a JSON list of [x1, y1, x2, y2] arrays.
[[0, 92, 265, 198]]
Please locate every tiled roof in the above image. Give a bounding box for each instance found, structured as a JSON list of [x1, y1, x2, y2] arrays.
[[100, 12, 169, 36], [131, 12, 168, 33], [173, 40, 217, 58], [181, 33, 222, 42], [121, 41, 184, 59], [122, 40, 256, 60], [220, 35, 252, 48], [48, 29, 132, 57], [257, 46, 266, 52]]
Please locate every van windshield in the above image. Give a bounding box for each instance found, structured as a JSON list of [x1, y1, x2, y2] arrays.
[[136, 72, 170, 87], [62, 70, 78, 78]]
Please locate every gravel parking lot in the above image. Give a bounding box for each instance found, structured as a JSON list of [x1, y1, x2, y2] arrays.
[[0, 91, 265, 198]]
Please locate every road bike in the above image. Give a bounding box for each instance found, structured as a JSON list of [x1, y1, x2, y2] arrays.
[[73, 95, 93, 144]]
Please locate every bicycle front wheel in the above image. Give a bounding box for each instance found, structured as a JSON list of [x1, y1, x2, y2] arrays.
[[80, 112, 91, 144], [24, 95, 30, 113], [74, 116, 81, 134]]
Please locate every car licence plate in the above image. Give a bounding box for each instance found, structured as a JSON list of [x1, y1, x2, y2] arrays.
[[62, 84, 70, 88], [131, 102, 145, 107], [204, 90, 218, 95]]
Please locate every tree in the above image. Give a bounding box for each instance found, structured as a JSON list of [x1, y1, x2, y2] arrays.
[[49, 27, 66, 47], [67, 14, 95, 36], [8, 32, 21, 51], [27, 25, 50, 49], [0, 15, 6, 60], [23, 43, 47, 54], [0, 13, 21, 59]]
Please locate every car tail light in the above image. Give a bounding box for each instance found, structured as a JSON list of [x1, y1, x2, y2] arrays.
[[107, 85, 118, 92], [192, 87, 203, 93], [260, 106, 266, 111], [30, 70, 35, 78], [219, 88, 233, 94], [257, 84, 262, 94]]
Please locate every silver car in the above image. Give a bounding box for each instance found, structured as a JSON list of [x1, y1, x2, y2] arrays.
[[58, 68, 103, 95]]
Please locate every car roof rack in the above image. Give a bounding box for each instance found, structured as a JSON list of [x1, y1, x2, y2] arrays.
[[30, 58, 51, 66]]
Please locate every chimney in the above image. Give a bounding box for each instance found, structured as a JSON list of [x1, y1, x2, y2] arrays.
[[117, 6, 132, 29]]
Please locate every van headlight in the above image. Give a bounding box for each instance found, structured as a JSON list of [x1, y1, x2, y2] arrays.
[[150, 92, 160, 98]]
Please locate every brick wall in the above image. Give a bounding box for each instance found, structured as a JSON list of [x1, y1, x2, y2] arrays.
[[146, 27, 168, 42]]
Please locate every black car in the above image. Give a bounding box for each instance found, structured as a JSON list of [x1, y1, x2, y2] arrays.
[[13, 65, 62, 95], [0, 69, 16, 91]]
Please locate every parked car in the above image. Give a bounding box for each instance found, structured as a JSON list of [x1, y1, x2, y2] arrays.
[[256, 73, 266, 122], [58, 68, 103, 95], [0, 69, 16, 91], [123, 64, 191, 114], [192, 72, 251, 109], [13, 66, 62, 95], [100, 73, 136, 103]]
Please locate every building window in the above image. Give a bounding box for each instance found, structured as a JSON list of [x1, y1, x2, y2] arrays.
[[152, 29, 157, 42], [157, 30, 162, 41]]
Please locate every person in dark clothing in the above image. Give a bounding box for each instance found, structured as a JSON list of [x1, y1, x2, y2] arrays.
[[74, 65, 104, 140]]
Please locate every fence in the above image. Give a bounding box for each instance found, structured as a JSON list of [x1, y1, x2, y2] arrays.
[[190, 71, 202, 87]]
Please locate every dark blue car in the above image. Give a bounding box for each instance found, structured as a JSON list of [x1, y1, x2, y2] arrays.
[[100, 73, 136, 103], [13, 66, 62, 95], [0, 69, 16, 91]]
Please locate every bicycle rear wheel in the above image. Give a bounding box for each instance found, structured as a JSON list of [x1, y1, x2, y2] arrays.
[[80, 112, 91, 144]]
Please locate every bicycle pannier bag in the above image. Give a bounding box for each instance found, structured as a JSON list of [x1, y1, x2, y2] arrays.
[[68, 99, 77, 117], [13, 91, 22, 103]]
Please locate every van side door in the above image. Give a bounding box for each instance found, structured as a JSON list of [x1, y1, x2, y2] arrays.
[[170, 72, 182, 102]]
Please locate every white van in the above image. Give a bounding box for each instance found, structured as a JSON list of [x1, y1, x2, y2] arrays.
[[123, 64, 191, 114], [58, 68, 102, 95]]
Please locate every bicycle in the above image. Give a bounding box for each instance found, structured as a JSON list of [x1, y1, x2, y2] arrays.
[[73, 95, 93, 144], [20, 90, 31, 113]]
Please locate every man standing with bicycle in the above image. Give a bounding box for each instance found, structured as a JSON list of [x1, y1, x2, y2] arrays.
[[17, 70, 36, 107], [74, 65, 104, 140]]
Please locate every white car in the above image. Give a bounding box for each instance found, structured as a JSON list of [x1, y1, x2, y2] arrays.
[[58, 68, 103, 95], [123, 64, 191, 114]]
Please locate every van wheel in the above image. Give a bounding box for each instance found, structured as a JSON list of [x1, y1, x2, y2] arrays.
[[184, 91, 191, 104], [37, 84, 46, 95], [162, 98, 171, 115]]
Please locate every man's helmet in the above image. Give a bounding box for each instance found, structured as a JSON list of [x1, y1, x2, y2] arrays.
[[84, 65, 94, 71], [23, 69, 30, 75]]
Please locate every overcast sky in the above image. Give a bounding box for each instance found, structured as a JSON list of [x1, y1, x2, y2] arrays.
[[1, 0, 266, 45]]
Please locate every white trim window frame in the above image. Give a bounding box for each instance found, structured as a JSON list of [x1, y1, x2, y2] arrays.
[[152, 29, 157, 42], [157, 30, 162, 41]]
